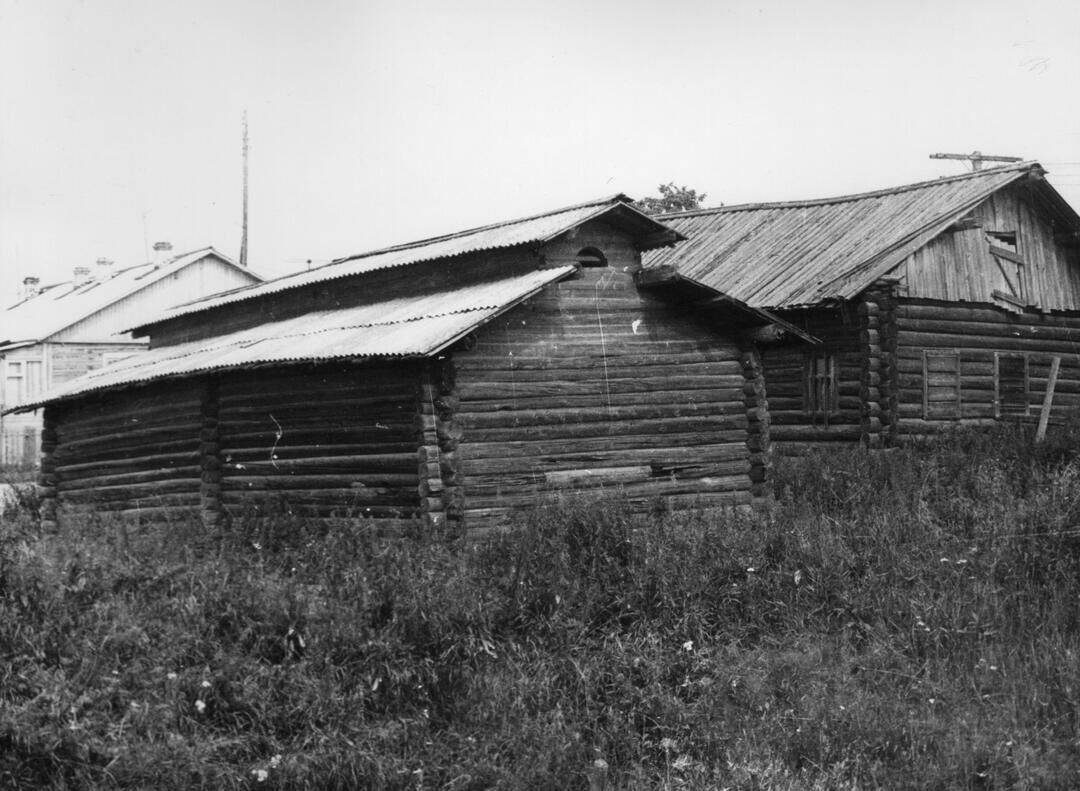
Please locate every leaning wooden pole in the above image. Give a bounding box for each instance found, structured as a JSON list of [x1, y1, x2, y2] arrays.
[[1036, 356, 1061, 443]]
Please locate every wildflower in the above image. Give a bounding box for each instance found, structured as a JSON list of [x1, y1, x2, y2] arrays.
[[201, 680, 212, 688], [672, 754, 695, 771], [195, 700, 206, 714], [252, 768, 268, 783], [746, 567, 756, 574], [166, 672, 178, 681], [252, 542, 262, 550], [682, 640, 694, 652], [793, 569, 803, 585], [659, 737, 677, 752], [269, 755, 282, 769]]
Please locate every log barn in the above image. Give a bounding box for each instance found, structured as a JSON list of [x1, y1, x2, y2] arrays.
[[645, 162, 1080, 449], [10, 196, 807, 535], [0, 247, 261, 467]]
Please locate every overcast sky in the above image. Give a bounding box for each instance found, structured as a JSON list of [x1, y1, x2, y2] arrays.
[[2, 0, 1079, 301]]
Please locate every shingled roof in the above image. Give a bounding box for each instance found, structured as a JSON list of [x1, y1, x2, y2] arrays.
[[645, 162, 1080, 309]]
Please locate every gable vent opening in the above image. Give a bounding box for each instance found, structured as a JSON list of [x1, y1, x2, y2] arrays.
[[577, 247, 607, 267]]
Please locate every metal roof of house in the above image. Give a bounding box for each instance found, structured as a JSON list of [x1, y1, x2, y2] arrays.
[[644, 162, 1074, 309], [10, 266, 577, 411], [141, 195, 684, 328], [0, 247, 258, 345]]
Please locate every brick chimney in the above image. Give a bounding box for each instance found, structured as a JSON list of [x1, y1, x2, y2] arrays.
[[22, 276, 40, 298], [73, 266, 91, 282], [96, 257, 114, 271]]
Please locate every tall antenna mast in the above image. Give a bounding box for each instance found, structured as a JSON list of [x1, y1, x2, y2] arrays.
[[240, 111, 249, 267]]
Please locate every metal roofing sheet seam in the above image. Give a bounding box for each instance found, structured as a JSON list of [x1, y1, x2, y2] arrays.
[[145, 196, 675, 327], [12, 266, 576, 411]]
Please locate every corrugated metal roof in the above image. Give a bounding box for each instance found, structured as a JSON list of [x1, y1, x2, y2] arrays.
[[644, 162, 1047, 309], [11, 266, 576, 411], [145, 195, 683, 327], [0, 248, 258, 344]]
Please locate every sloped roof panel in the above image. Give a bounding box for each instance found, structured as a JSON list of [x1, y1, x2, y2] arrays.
[[147, 196, 681, 325], [10, 266, 576, 411], [645, 163, 1040, 309], [0, 248, 257, 344]]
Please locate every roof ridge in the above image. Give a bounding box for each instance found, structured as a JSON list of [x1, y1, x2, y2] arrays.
[[152, 193, 644, 320], [661, 161, 1041, 218], [330, 193, 633, 266]]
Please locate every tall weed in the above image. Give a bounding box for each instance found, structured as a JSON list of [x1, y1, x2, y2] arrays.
[[2, 426, 1080, 787]]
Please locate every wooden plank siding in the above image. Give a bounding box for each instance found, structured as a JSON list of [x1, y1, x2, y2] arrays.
[[452, 266, 756, 534], [216, 365, 423, 530], [898, 184, 1080, 310], [891, 299, 1080, 438]]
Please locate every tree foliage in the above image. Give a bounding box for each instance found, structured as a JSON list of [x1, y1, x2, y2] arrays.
[[636, 182, 708, 215]]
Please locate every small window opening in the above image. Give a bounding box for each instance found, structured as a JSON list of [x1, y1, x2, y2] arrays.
[[804, 350, 838, 424], [577, 247, 607, 268], [996, 353, 1029, 418], [987, 230, 1018, 251]]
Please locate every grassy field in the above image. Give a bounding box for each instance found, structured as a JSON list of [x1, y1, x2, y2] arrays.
[[3, 425, 1080, 789]]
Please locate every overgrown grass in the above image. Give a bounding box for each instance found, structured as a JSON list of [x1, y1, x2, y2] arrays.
[[3, 424, 1080, 788]]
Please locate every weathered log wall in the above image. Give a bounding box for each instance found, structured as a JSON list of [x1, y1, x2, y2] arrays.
[[47, 380, 204, 526], [761, 305, 865, 450], [892, 299, 1080, 438], [452, 266, 757, 534], [216, 365, 423, 531]]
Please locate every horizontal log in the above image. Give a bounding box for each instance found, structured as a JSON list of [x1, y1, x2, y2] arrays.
[[221, 453, 418, 473], [457, 401, 744, 430], [58, 490, 201, 507], [55, 451, 200, 474], [893, 417, 998, 435], [218, 392, 413, 410], [896, 404, 995, 420], [895, 302, 1080, 326], [218, 485, 414, 504], [458, 353, 744, 372], [475, 458, 751, 493], [55, 425, 202, 453], [462, 474, 751, 510], [463, 417, 748, 447], [218, 497, 420, 519], [462, 441, 747, 473], [222, 472, 419, 489], [56, 465, 201, 488], [220, 441, 417, 459], [899, 317, 1080, 340], [57, 418, 202, 445], [770, 425, 863, 441], [457, 387, 736, 412], [897, 330, 1080, 355], [457, 376, 747, 400]]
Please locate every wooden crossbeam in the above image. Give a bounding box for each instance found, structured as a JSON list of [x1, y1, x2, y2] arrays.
[[930, 151, 1023, 171]]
